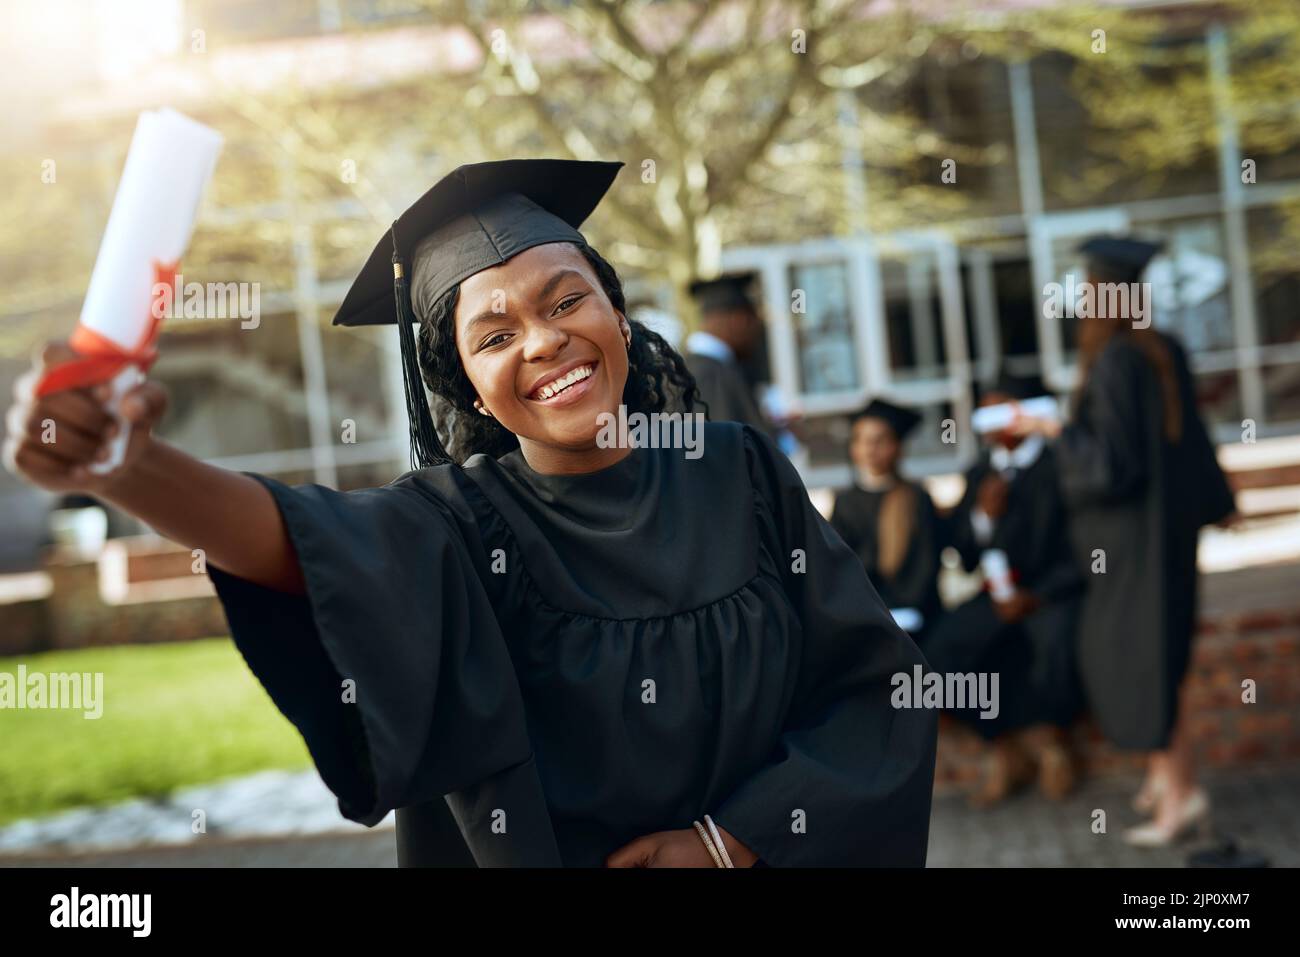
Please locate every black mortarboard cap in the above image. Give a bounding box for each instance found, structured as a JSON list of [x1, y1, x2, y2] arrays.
[[1077, 235, 1164, 283], [851, 398, 922, 440], [688, 273, 758, 314], [334, 158, 623, 329], [330, 158, 623, 469]]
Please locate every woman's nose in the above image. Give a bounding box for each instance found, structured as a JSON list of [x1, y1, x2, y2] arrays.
[[520, 318, 568, 361]]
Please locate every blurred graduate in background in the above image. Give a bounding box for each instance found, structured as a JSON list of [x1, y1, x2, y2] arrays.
[[830, 400, 942, 640], [1012, 236, 1236, 846], [684, 274, 770, 433], [924, 373, 1086, 806]]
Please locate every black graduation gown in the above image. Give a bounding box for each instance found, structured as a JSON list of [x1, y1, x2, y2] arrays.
[[1054, 332, 1235, 750], [924, 445, 1085, 737], [684, 352, 769, 433], [828, 481, 943, 632], [207, 422, 937, 867]]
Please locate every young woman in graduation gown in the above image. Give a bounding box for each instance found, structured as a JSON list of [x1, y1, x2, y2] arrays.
[[3, 159, 937, 868], [829, 401, 943, 640], [1012, 238, 1235, 847]]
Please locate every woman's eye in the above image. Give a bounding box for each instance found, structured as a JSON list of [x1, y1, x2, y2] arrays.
[[554, 294, 584, 314], [482, 333, 511, 349]]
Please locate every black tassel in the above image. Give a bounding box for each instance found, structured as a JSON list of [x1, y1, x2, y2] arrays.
[[391, 223, 450, 469]]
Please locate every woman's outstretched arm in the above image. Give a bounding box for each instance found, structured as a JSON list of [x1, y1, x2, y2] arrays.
[[3, 341, 304, 594]]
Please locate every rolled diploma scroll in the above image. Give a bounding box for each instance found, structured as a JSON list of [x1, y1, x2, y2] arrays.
[[980, 548, 1017, 602], [970, 395, 1061, 436], [80, 109, 223, 473]]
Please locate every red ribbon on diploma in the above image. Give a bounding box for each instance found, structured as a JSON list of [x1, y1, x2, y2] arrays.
[[36, 260, 178, 397]]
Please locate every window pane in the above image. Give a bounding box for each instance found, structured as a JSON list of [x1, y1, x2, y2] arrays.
[[1136, 216, 1235, 353], [857, 52, 1021, 221], [1247, 202, 1300, 349], [992, 256, 1039, 358], [880, 251, 948, 381], [789, 261, 859, 394], [1031, 38, 1219, 211], [1263, 362, 1300, 426]]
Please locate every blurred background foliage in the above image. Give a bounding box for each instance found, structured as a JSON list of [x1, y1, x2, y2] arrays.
[[4, 0, 1295, 359]]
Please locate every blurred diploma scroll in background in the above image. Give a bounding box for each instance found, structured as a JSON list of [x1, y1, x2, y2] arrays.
[[64, 108, 224, 474], [970, 396, 1061, 436], [980, 549, 1017, 602]]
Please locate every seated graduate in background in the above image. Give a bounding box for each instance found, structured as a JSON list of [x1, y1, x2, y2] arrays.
[[923, 374, 1086, 807], [683, 274, 771, 433], [830, 399, 942, 639]]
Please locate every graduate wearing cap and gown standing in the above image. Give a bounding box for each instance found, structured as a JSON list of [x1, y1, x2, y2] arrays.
[[829, 400, 943, 640], [683, 274, 772, 432], [4, 159, 937, 868], [1012, 235, 1235, 846], [924, 374, 1086, 806]]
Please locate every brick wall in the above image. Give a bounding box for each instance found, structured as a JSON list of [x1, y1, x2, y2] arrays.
[[0, 540, 227, 655], [0, 598, 51, 657], [933, 561, 1300, 795]]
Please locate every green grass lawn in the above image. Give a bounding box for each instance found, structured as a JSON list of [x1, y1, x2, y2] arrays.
[[0, 639, 311, 827]]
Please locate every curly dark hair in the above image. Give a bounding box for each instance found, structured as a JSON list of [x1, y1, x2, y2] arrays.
[[411, 242, 703, 463]]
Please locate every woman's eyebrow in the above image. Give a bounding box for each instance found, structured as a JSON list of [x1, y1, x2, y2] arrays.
[[463, 269, 590, 337], [463, 310, 506, 338], [535, 268, 587, 304]]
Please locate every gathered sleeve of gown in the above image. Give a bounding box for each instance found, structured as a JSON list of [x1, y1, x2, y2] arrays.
[[1055, 342, 1152, 508], [712, 427, 939, 867], [205, 469, 539, 833]]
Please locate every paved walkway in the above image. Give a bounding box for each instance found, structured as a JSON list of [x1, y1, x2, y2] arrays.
[[926, 760, 1298, 867], [1, 761, 1294, 867]]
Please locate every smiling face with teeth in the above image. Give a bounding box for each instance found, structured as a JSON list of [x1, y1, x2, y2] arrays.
[[454, 242, 633, 474]]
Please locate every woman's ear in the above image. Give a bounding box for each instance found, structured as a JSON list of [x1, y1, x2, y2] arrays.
[[618, 314, 632, 349]]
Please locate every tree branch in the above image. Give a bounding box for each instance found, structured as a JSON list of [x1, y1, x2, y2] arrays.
[[451, 1, 668, 253]]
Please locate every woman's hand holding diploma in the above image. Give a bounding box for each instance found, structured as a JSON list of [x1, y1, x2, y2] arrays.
[[7, 342, 161, 492], [4, 340, 305, 596]]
